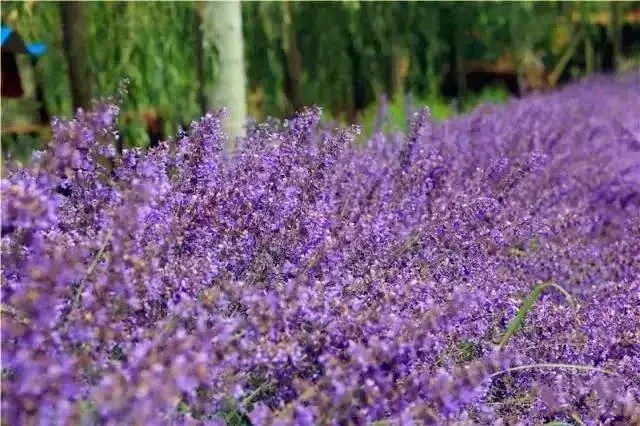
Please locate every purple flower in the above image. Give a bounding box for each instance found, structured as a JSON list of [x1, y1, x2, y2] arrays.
[[2, 74, 640, 424]]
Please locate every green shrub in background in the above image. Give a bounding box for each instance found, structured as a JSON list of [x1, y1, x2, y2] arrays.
[[2, 1, 635, 153], [1, 3, 541, 125], [360, 95, 455, 137], [3, 2, 207, 145], [359, 87, 510, 138], [462, 85, 512, 112]]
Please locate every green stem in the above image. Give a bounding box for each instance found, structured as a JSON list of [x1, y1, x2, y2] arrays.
[[489, 363, 616, 379], [498, 281, 575, 350]]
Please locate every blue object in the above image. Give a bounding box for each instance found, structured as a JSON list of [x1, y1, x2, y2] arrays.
[[1, 26, 12, 45], [26, 42, 46, 57], [1, 25, 47, 57]]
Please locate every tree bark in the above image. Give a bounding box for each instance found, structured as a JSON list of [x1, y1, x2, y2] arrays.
[[509, 3, 524, 96], [282, 1, 303, 113], [585, 37, 595, 75], [425, 6, 440, 98], [30, 57, 50, 125], [610, 2, 622, 72], [453, 21, 467, 100], [581, 4, 595, 75], [203, 0, 247, 144], [59, 2, 91, 112], [195, 2, 207, 117]]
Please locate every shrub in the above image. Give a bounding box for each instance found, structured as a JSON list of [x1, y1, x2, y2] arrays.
[[2, 73, 639, 424]]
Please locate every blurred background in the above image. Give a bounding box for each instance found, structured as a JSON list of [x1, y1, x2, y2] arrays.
[[1, 1, 639, 159]]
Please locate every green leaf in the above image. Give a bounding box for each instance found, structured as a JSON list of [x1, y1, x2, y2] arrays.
[[498, 282, 575, 349]]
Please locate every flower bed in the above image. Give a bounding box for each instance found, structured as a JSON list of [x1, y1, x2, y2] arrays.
[[2, 73, 639, 424]]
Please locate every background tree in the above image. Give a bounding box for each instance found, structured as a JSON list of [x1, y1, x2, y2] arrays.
[[281, 1, 302, 114], [2, 0, 639, 156], [59, 1, 91, 111], [611, 2, 622, 72], [203, 0, 247, 144], [195, 2, 207, 117]]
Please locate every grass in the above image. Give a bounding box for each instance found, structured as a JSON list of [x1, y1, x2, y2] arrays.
[[358, 85, 512, 139], [497, 281, 576, 350]]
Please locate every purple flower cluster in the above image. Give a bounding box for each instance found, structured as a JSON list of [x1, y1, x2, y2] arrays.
[[2, 74, 639, 425]]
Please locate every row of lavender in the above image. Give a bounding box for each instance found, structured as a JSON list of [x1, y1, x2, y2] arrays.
[[2, 73, 639, 425]]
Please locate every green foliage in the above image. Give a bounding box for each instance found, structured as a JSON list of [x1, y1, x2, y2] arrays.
[[3, 2, 207, 136], [529, 238, 540, 252], [360, 94, 454, 137], [215, 398, 251, 426], [243, 2, 288, 117], [77, 400, 99, 425], [1, 0, 630, 142], [1, 1, 521, 125], [454, 339, 482, 364], [358, 87, 513, 139], [2, 2, 69, 115], [119, 117, 150, 149], [462, 85, 512, 112], [176, 400, 190, 415], [1, 132, 45, 164], [498, 282, 575, 350], [83, 2, 205, 134]]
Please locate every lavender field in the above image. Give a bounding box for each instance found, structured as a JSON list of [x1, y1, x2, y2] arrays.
[[1, 73, 639, 425]]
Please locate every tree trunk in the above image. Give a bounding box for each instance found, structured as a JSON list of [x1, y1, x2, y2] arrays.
[[203, 0, 247, 144], [282, 1, 303, 114], [59, 2, 91, 112], [392, 49, 410, 98], [585, 37, 595, 75], [30, 57, 50, 125], [348, 34, 365, 124], [610, 2, 622, 72], [195, 2, 207, 117], [453, 22, 467, 100], [509, 4, 524, 96], [425, 6, 440, 98], [581, 4, 595, 75]]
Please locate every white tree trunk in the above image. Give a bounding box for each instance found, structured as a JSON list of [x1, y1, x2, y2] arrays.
[[203, 0, 247, 145]]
